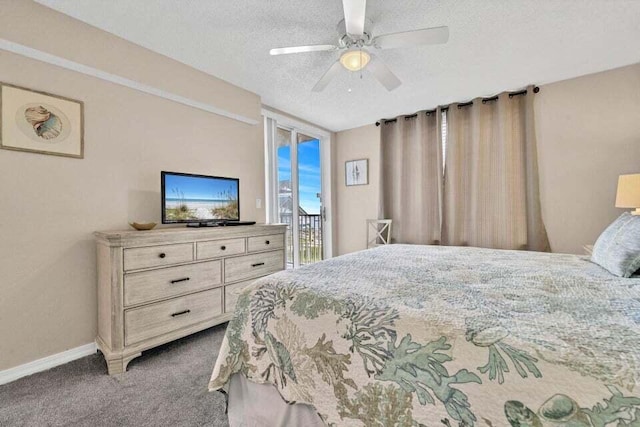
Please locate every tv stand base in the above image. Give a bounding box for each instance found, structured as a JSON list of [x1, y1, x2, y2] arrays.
[[186, 221, 257, 228]]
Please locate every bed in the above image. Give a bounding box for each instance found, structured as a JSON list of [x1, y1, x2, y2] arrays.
[[209, 244, 640, 426]]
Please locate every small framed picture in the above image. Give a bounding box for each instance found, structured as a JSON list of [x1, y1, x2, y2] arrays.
[[345, 159, 368, 186], [0, 82, 84, 159]]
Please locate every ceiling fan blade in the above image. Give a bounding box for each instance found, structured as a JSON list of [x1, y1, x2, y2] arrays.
[[270, 44, 338, 56], [312, 61, 342, 92], [368, 55, 401, 91], [372, 26, 449, 50], [342, 0, 366, 36]]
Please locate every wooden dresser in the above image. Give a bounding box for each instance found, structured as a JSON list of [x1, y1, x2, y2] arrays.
[[94, 224, 287, 375]]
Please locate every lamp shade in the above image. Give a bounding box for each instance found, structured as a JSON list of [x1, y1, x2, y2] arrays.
[[615, 174, 640, 209], [340, 49, 370, 72]]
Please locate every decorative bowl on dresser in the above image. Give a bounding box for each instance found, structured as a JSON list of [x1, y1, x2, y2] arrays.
[[94, 224, 287, 375]]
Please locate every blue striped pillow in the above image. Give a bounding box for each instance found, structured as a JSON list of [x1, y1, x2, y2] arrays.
[[591, 212, 640, 277]]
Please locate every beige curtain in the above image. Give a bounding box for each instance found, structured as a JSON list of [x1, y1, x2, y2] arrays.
[[379, 110, 443, 244], [441, 87, 550, 251]]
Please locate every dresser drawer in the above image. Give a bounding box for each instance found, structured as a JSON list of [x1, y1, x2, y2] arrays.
[[247, 234, 284, 253], [197, 238, 246, 260], [224, 280, 254, 313], [224, 251, 284, 283], [124, 243, 193, 271], [124, 260, 222, 307], [124, 288, 222, 346]]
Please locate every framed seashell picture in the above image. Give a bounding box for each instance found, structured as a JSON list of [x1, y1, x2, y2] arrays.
[[0, 83, 84, 159]]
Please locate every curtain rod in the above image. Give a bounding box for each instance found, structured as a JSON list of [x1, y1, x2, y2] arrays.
[[376, 86, 539, 126]]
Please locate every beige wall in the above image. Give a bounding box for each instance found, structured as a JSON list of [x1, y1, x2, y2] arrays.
[[536, 63, 640, 254], [334, 63, 640, 256], [335, 124, 380, 255], [0, 1, 264, 371]]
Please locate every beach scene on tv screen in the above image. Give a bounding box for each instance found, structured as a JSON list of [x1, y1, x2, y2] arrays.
[[164, 174, 239, 221]]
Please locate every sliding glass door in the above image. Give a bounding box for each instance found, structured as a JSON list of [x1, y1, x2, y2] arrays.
[[265, 113, 332, 268], [295, 132, 323, 265]]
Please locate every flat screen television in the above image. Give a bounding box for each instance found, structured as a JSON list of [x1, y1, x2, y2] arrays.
[[161, 171, 240, 224]]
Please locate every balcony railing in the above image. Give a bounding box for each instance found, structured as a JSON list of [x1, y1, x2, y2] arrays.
[[279, 213, 323, 266]]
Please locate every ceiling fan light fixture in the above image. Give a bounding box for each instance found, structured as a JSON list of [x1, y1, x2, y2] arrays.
[[340, 49, 370, 71]]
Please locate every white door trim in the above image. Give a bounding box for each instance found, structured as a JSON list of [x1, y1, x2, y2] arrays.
[[261, 108, 333, 260], [290, 129, 301, 268], [263, 117, 279, 224], [260, 109, 332, 139], [319, 134, 333, 260]]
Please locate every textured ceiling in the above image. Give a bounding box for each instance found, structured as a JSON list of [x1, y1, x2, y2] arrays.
[[35, 0, 640, 131]]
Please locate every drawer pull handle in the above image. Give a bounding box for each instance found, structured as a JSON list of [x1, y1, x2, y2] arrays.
[[171, 309, 191, 317], [265, 240, 270, 245], [251, 262, 265, 267], [158, 253, 167, 259], [170, 277, 190, 284], [221, 245, 226, 250]]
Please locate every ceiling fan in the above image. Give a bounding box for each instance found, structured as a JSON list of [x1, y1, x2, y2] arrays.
[[269, 0, 449, 92]]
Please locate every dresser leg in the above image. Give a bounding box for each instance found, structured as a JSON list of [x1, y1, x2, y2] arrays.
[[105, 352, 142, 375]]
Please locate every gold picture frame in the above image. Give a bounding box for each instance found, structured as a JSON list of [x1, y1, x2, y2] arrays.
[[0, 82, 84, 159]]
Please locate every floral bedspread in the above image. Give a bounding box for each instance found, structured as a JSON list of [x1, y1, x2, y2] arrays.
[[209, 244, 640, 426]]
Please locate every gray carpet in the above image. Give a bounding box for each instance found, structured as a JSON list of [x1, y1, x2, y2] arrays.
[[0, 323, 230, 427]]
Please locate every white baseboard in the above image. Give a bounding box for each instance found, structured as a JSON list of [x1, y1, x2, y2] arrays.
[[0, 342, 97, 386]]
